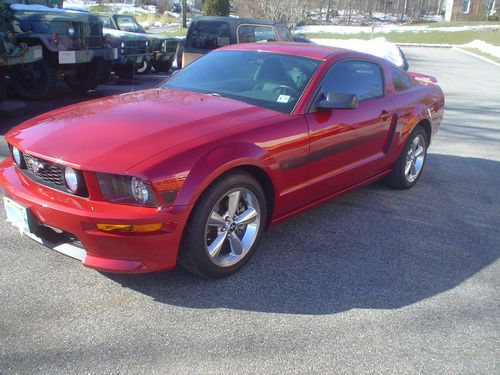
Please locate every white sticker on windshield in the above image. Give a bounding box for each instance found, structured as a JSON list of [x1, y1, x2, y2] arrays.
[[277, 95, 290, 103]]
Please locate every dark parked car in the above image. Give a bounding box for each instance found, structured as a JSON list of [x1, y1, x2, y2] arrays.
[[179, 16, 294, 68]]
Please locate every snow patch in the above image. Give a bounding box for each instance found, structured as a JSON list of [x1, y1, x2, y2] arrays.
[[463, 40, 500, 59], [312, 37, 404, 67], [297, 24, 500, 35]]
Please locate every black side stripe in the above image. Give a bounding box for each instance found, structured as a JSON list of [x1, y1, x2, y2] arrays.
[[384, 113, 399, 154]]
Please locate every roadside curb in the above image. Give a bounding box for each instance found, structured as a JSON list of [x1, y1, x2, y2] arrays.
[[397, 43, 453, 48], [453, 47, 500, 68]]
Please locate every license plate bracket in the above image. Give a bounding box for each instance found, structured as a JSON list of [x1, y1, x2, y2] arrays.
[[3, 197, 37, 235]]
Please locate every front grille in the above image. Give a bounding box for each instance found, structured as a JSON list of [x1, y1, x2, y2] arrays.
[[123, 40, 148, 56], [18, 153, 88, 197], [24, 153, 65, 187], [87, 21, 103, 49]]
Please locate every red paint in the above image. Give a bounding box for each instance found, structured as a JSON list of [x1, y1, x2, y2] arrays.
[[0, 44, 444, 273]]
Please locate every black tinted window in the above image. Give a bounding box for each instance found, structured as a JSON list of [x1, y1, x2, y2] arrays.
[[190, 21, 230, 50], [392, 66, 412, 91], [238, 25, 275, 43], [322, 60, 383, 101]]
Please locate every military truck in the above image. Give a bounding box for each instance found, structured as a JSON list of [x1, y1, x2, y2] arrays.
[[0, 15, 42, 102], [102, 27, 150, 79], [2, 0, 116, 99], [97, 13, 179, 73]]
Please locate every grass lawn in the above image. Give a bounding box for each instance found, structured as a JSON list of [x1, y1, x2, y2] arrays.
[[160, 28, 188, 37], [460, 47, 500, 63], [306, 29, 500, 45]]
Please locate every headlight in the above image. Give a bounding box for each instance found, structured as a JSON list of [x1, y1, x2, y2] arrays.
[[64, 166, 80, 193], [131, 177, 150, 204], [12, 147, 22, 166], [96, 173, 159, 207], [68, 25, 75, 37], [121, 41, 125, 48]]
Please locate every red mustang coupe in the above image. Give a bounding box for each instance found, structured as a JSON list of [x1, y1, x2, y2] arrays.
[[0, 43, 444, 278]]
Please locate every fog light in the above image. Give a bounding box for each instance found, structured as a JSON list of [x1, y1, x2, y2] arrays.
[[97, 223, 162, 233]]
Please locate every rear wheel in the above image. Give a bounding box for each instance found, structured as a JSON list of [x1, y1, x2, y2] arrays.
[[179, 171, 267, 278], [386, 126, 428, 189], [12, 60, 56, 100]]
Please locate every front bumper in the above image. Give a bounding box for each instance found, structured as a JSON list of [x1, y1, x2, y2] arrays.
[[0, 158, 190, 273], [58, 48, 118, 64], [1, 46, 43, 67]]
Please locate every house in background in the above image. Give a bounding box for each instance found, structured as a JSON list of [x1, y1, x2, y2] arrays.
[[444, 0, 499, 21]]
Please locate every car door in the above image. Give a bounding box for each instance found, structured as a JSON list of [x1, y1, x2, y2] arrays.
[[304, 59, 394, 202]]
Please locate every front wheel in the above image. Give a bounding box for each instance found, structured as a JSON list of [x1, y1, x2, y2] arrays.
[[179, 171, 267, 278], [152, 59, 172, 73], [386, 126, 428, 189], [64, 59, 104, 94]]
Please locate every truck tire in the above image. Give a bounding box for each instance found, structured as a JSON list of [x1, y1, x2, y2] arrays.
[[115, 62, 136, 79], [152, 60, 172, 73], [12, 60, 56, 100], [64, 58, 104, 94]]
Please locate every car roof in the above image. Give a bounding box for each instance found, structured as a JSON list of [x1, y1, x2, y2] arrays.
[[191, 16, 286, 27], [217, 42, 356, 61]]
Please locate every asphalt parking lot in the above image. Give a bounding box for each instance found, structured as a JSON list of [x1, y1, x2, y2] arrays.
[[0, 47, 499, 374]]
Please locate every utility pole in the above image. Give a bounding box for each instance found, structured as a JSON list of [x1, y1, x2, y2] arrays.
[[182, 0, 187, 28]]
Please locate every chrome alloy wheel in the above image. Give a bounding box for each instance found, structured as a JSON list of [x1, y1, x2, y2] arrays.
[[204, 188, 261, 268], [404, 134, 426, 183]]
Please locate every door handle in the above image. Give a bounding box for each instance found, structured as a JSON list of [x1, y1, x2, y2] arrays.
[[379, 110, 390, 121]]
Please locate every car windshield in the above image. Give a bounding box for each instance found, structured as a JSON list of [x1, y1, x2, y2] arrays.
[[161, 50, 320, 114], [116, 16, 144, 33]]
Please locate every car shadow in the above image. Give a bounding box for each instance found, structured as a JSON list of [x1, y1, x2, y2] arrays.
[[105, 154, 500, 315]]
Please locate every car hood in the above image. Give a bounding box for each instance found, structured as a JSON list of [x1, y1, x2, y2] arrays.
[[6, 89, 279, 174]]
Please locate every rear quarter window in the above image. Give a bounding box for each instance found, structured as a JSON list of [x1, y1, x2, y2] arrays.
[[189, 21, 231, 50], [392, 66, 412, 91], [237, 25, 275, 43]]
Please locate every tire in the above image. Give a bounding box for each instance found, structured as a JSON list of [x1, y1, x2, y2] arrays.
[[114, 62, 136, 79], [12, 60, 56, 100], [152, 59, 172, 73], [136, 60, 152, 75], [64, 59, 103, 94], [179, 171, 267, 278], [386, 126, 428, 190]]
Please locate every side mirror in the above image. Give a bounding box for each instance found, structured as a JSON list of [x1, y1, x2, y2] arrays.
[[316, 92, 358, 110]]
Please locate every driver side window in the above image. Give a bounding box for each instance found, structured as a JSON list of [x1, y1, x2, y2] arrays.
[[321, 60, 384, 101]]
